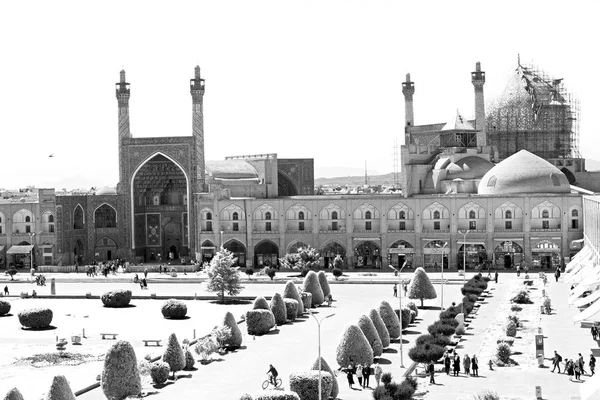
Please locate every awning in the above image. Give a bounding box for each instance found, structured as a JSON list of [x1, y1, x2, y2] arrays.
[[7, 245, 34, 254], [567, 261, 597, 284], [573, 289, 600, 308], [573, 295, 600, 323], [572, 238, 585, 244], [569, 277, 600, 303], [567, 245, 594, 273], [580, 372, 600, 400]]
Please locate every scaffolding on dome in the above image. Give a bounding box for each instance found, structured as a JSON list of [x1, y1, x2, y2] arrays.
[[486, 62, 581, 160]]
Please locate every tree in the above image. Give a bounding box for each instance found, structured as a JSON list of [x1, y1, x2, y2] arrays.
[[245, 267, 254, 280], [406, 267, 437, 307], [317, 271, 331, 298], [222, 311, 243, 349], [310, 356, 339, 399], [101, 340, 141, 400], [336, 324, 374, 367], [3, 388, 24, 400], [206, 247, 244, 303], [163, 333, 185, 379], [279, 252, 302, 270], [283, 280, 304, 315], [357, 314, 383, 357], [303, 270, 324, 307], [6, 268, 17, 281], [298, 246, 321, 270], [46, 375, 76, 400]]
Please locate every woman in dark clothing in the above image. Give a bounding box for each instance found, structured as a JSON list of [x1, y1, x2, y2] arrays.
[[453, 354, 461, 376], [444, 354, 451, 375], [346, 367, 355, 388]]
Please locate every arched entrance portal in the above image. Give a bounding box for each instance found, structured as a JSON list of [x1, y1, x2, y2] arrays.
[[389, 240, 414, 269], [493, 241, 523, 269], [164, 221, 182, 261], [354, 241, 380, 268], [532, 240, 560, 270], [201, 240, 215, 264], [458, 244, 487, 270], [255, 241, 279, 268], [224, 240, 246, 267], [95, 237, 117, 262], [74, 239, 84, 265], [321, 241, 345, 268], [423, 240, 449, 270]]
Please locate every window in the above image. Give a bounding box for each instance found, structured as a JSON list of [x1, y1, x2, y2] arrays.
[[206, 221, 213, 231], [399, 221, 406, 230], [233, 223, 239, 231], [299, 222, 305, 231], [332, 221, 338, 231], [0, 226, 2, 234], [365, 211, 372, 220], [469, 221, 476, 230], [572, 219, 579, 229], [505, 210, 512, 219], [487, 175, 497, 187], [542, 210, 549, 218], [469, 210, 476, 219], [74, 206, 84, 229], [433, 211, 440, 219], [365, 221, 372, 231], [26, 225, 31, 233], [49, 225, 54, 233], [265, 212, 272, 220], [572, 210, 579, 217], [48, 215, 54, 223], [265, 222, 272, 231], [0, 216, 2, 223], [399, 211, 406, 219], [542, 221, 549, 229], [232, 212, 239, 221], [25, 216, 31, 223], [505, 221, 512, 229], [94, 205, 117, 228], [298, 211, 304, 220], [434, 221, 440, 230], [206, 212, 212, 220], [331, 211, 338, 220]]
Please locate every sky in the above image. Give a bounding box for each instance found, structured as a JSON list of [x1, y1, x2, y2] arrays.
[[1, 0, 599, 190]]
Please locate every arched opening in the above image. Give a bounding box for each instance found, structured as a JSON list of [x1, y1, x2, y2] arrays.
[[493, 241, 523, 269], [201, 240, 215, 264], [532, 240, 560, 270], [354, 241, 380, 268], [423, 240, 449, 270], [74, 205, 84, 230], [255, 240, 279, 268], [74, 238, 84, 265], [278, 172, 299, 196], [288, 241, 309, 254], [389, 240, 414, 269], [224, 240, 246, 267], [95, 236, 117, 262], [321, 241, 345, 268], [94, 204, 117, 228], [458, 244, 487, 270]]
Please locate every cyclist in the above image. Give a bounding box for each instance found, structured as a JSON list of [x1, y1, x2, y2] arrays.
[[267, 364, 279, 386]]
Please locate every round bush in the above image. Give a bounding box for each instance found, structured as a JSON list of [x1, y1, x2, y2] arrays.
[[461, 285, 484, 296], [464, 293, 479, 303], [101, 340, 141, 399], [507, 314, 520, 327], [266, 268, 277, 281], [406, 301, 418, 317], [310, 356, 339, 399], [511, 304, 523, 312], [317, 271, 331, 298], [289, 371, 333, 400], [184, 348, 195, 370], [46, 375, 76, 400], [379, 301, 401, 339], [368, 308, 390, 348], [301, 292, 312, 310], [3, 388, 24, 400], [18, 307, 53, 329], [254, 391, 301, 400], [440, 318, 459, 328], [505, 321, 517, 337], [246, 309, 275, 335], [253, 296, 270, 310], [395, 307, 411, 329], [101, 289, 132, 308], [0, 300, 11, 316], [239, 394, 253, 400], [409, 310, 416, 324], [161, 299, 188, 319], [270, 293, 287, 326], [332, 268, 343, 279], [496, 342, 511, 363], [427, 321, 456, 337], [303, 271, 324, 307], [335, 325, 373, 367], [222, 311, 243, 349], [283, 281, 304, 315], [415, 334, 451, 348], [283, 298, 299, 321], [150, 361, 170, 384], [357, 314, 383, 357], [408, 343, 445, 364], [462, 300, 475, 315], [511, 289, 531, 304], [439, 306, 460, 320]]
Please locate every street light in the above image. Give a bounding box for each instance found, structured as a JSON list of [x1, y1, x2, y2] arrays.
[[28, 232, 36, 273], [458, 230, 470, 314], [308, 310, 335, 400], [389, 260, 409, 368]]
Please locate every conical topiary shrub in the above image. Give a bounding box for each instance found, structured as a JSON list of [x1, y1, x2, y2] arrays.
[[283, 281, 304, 315], [407, 267, 437, 307], [368, 308, 390, 348], [3, 388, 24, 400], [357, 314, 383, 357], [303, 271, 324, 307], [253, 296, 270, 310], [101, 340, 141, 400], [379, 301, 401, 339], [163, 333, 185, 380], [283, 298, 298, 321], [317, 271, 331, 298], [289, 371, 333, 400], [310, 356, 339, 399], [46, 375, 76, 400], [336, 324, 374, 367], [222, 311, 243, 349], [270, 293, 287, 326]]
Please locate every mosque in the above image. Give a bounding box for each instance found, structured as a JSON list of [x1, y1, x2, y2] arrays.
[[39, 62, 600, 270]]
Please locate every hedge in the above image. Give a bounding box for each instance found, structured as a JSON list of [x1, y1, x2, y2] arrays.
[[357, 314, 383, 357], [302, 271, 324, 307], [461, 285, 484, 296], [18, 308, 53, 329], [301, 292, 312, 310], [317, 271, 331, 298], [427, 321, 456, 337], [310, 356, 339, 399], [335, 325, 374, 367], [150, 361, 170, 384], [415, 334, 452, 348], [496, 342, 511, 363], [270, 293, 287, 326], [394, 307, 411, 330], [406, 302, 418, 318], [289, 371, 333, 400], [439, 306, 460, 320], [253, 391, 301, 400], [409, 310, 416, 324], [101, 340, 141, 400], [222, 311, 243, 349], [161, 299, 188, 319], [379, 301, 401, 339], [408, 343, 445, 364], [283, 281, 304, 315], [46, 375, 76, 400], [0, 300, 11, 316], [3, 388, 24, 400], [439, 318, 459, 328], [101, 289, 132, 308], [253, 296, 270, 310], [283, 298, 299, 321], [368, 309, 390, 348], [246, 309, 275, 335]]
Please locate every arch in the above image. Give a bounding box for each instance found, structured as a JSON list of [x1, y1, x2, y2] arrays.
[[542, 210, 549, 218], [287, 240, 309, 254], [73, 204, 85, 229], [505, 210, 512, 219], [494, 241, 523, 253], [254, 203, 277, 220], [233, 212, 239, 220], [534, 240, 560, 250], [94, 204, 117, 228], [254, 240, 279, 267], [95, 236, 117, 247], [390, 240, 414, 249], [298, 211, 305, 220], [365, 211, 372, 219], [321, 240, 346, 255], [353, 203, 380, 219], [200, 207, 214, 220], [424, 240, 449, 249], [572, 209, 579, 217], [422, 202, 450, 220], [319, 203, 345, 220], [286, 203, 311, 220], [494, 201, 523, 219], [221, 204, 245, 220], [278, 171, 299, 196], [331, 211, 338, 220], [469, 210, 476, 219], [12, 209, 34, 223], [399, 211, 406, 219], [41, 211, 54, 223], [354, 240, 381, 268], [224, 239, 246, 253], [433, 211, 440, 219], [201, 240, 214, 247], [388, 203, 414, 220], [531, 200, 561, 219]]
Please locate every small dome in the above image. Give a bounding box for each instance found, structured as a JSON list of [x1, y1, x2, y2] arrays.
[[446, 156, 494, 180], [96, 186, 117, 196], [478, 150, 571, 195], [206, 160, 259, 179]]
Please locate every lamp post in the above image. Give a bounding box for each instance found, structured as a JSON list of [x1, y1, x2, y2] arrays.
[[220, 230, 224, 248], [458, 230, 470, 314], [28, 232, 36, 272], [308, 310, 335, 400], [390, 260, 409, 368]]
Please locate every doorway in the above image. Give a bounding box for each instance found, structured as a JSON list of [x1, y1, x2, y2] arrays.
[[504, 255, 512, 269]]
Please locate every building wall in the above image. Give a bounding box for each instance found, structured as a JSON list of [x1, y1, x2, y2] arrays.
[[583, 195, 600, 265]]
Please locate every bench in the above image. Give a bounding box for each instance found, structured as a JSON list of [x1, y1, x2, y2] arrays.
[[143, 339, 162, 347], [101, 333, 118, 340]]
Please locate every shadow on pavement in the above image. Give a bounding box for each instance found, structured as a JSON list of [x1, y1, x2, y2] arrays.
[[402, 330, 421, 335]]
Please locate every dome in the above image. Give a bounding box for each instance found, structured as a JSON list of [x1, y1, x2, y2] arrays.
[[478, 150, 571, 195], [206, 160, 259, 179], [446, 156, 494, 180], [96, 186, 117, 196]]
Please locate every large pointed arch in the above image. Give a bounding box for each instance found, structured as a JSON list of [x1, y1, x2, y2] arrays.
[[278, 171, 299, 196]]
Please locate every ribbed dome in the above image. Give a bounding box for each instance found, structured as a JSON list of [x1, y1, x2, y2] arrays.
[[95, 186, 117, 196], [206, 160, 259, 179], [446, 156, 494, 180], [478, 150, 571, 195]]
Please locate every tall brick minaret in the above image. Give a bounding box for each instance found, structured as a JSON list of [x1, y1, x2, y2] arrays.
[[190, 66, 206, 190], [402, 73, 415, 144], [471, 62, 486, 146], [116, 70, 131, 184]]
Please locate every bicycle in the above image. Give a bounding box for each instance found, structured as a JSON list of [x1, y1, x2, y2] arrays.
[[262, 375, 282, 389]]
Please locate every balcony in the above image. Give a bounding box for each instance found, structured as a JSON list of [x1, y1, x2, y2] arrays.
[[252, 230, 280, 234], [286, 230, 311, 234], [421, 229, 450, 233], [318, 229, 347, 234], [387, 229, 415, 233], [531, 228, 561, 232], [494, 228, 522, 232]]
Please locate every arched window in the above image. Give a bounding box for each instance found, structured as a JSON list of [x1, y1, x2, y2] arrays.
[[25, 216, 31, 223], [572, 209, 578, 217], [399, 211, 406, 220], [94, 204, 117, 228], [298, 211, 304, 220], [331, 211, 338, 220], [487, 175, 497, 187], [48, 215, 54, 223], [469, 210, 476, 219], [232, 212, 239, 221], [265, 212, 272, 220], [433, 211, 440, 219], [365, 211, 372, 220], [542, 210, 549, 218], [505, 210, 512, 219], [74, 206, 84, 229], [206, 212, 212, 220]]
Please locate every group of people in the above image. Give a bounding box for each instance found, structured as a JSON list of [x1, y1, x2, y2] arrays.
[[552, 351, 596, 381], [443, 352, 479, 378], [344, 360, 383, 389]]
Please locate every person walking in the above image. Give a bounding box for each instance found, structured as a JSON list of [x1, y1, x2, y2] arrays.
[[590, 354, 596, 376], [3, 285, 8, 296], [591, 326, 598, 341], [453, 354, 461, 376], [144, 267, 148, 279], [471, 355, 479, 377], [579, 353, 587, 375], [574, 361, 581, 381], [356, 364, 363, 388], [362, 363, 370, 388], [516, 264, 521, 277], [494, 270, 499, 284], [555, 267, 561, 282], [346, 366, 355, 389], [566, 359, 575, 381], [551, 351, 562, 373], [428, 360, 435, 384], [393, 284, 397, 297], [444, 353, 451, 375], [463, 354, 471, 376], [374, 363, 382, 386]]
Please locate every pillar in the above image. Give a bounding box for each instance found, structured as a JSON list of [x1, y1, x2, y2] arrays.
[[190, 66, 206, 191], [116, 70, 131, 184], [402, 73, 415, 145], [471, 62, 486, 146]]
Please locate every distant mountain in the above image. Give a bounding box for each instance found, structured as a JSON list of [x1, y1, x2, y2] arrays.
[[315, 172, 398, 187]]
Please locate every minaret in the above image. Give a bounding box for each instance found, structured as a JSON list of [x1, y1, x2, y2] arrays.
[[190, 66, 206, 189], [471, 62, 486, 146], [116, 70, 131, 183], [402, 73, 415, 144]]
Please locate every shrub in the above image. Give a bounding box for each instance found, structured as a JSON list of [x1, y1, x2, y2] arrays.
[[3, 388, 24, 400], [415, 334, 451, 348], [289, 371, 333, 400], [246, 309, 275, 335], [0, 300, 11, 316], [406, 302, 418, 318], [440, 318, 459, 328], [163, 333, 185, 378], [461, 300, 475, 316], [394, 308, 411, 330], [505, 321, 517, 337], [473, 389, 500, 400], [254, 391, 301, 400], [222, 311, 243, 349], [283, 281, 304, 315], [511, 289, 532, 304], [46, 375, 76, 400], [357, 314, 383, 357], [464, 293, 479, 303], [101, 340, 141, 400], [543, 297, 552, 314], [253, 296, 270, 310], [211, 325, 232, 349], [266, 268, 277, 281], [283, 298, 298, 321], [439, 307, 460, 320], [101, 289, 132, 308], [368, 309, 390, 348], [507, 314, 520, 328], [379, 301, 401, 338], [455, 326, 465, 336], [332, 268, 343, 280], [427, 321, 456, 337], [6, 268, 17, 280], [206, 247, 244, 303], [496, 342, 511, 363], [194, 336, 218, 362], [317, 271, 331, 298], [300, 267, 311, 277], [381, 372, 392, 386], [303, 271, 324, 307], [395, 378, 417, 400], [409, 310, 416, 324], [161, 299, 188, 319], [310, 356, 339, 399], [239, 394, 253, 400], [408, 343, 445, 364], [335, 324, 374, 367], [407, 267, 437, 307], [461, 285, 484, 296], [301, 292, 312, 310], [510, 304, 522, 312], [18, 307, 53, 329], [150, 361, 170, 384], [183, 348, 195, 370], [270, 293, 287, 326], [245, 267, 255, 278]]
